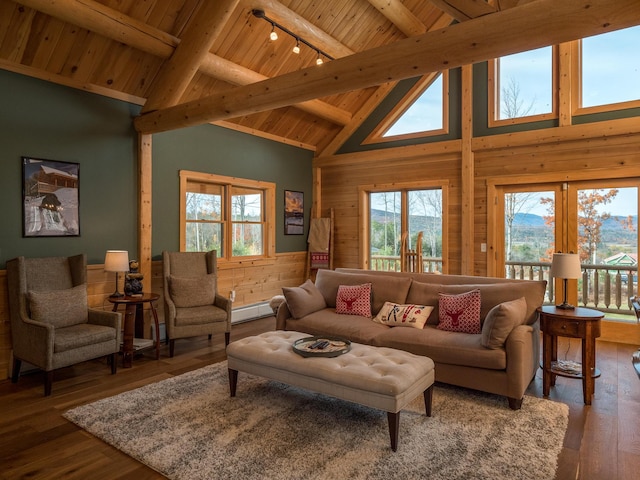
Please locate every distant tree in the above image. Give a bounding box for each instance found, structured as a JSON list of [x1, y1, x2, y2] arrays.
[[578, 189, 618, 264], [410, 189, 442, 257], [501, 77, 535, 119], [540, 189, 621, 263]]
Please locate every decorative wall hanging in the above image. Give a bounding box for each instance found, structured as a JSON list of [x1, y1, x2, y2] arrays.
[[22, 156, 80, 237], [284, 190, 304, 235]]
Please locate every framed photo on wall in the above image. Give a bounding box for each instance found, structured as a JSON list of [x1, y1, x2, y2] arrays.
[[22, 156, 80, 237], [284, 190, 304, 235]]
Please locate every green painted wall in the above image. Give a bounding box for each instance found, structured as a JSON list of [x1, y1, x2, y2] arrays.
[[0, 69, 139, 268], [0, 69, 313, 269], [151, 125, 314, 259]]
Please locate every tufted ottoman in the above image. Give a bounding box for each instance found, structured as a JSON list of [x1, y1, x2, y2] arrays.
[[226, 330, 435, 451]]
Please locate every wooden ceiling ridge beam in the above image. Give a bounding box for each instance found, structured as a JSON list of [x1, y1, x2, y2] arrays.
[[429, 0, 496, 22], [248, 0, 355, 58], [142, 0, 241, 113], [134, 0, 640, 135], [13, 0, 351, 125], [366, 0, 426, 37]]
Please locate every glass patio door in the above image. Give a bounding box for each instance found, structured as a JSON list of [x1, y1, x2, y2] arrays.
[[496, 181, 639, 318]]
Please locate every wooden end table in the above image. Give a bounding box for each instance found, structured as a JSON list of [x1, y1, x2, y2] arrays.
[[108, 293, 160, 368], [538, 305, 603, 405]]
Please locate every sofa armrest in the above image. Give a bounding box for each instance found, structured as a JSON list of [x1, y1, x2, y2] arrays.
[[275, 302, 292, 330], [504, 323, 539, 400]]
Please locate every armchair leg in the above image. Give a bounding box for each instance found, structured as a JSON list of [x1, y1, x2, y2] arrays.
[[44, 371, 53, 397], [11, 358, 22, 383], [225, 331, 230, 346], [208, 334, 212, 340], [169, 339, 175, 358], [110, 353, 117, 374]]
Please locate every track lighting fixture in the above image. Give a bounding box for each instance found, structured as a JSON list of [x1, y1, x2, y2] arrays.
[[252, 9, 334, 65]]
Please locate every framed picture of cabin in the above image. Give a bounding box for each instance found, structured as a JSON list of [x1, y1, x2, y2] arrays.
[[22, 157, 80, 237], [284, 190, 304, 235]]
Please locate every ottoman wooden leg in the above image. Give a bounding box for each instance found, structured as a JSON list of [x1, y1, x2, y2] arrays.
[[387, 411, 400, 452], [229, 368, 238, 397], [424, 384, 433, 416]]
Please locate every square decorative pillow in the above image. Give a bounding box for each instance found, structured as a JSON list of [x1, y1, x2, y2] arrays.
[[29, 285, 88, 328], [282, 279, 327, 319], [336, 283, 372, 317], [373, 302, 434, 329], [438, 289, 481, 333], [169, 274, 216, 308], [481, 297, 527, 349]]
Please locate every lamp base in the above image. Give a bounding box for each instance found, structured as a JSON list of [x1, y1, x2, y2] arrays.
[[109, 291, 124, 298], [555, 302, 576, 310]]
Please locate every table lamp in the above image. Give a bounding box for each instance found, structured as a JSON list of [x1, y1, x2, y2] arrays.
[[550, 253, 582, 310], [104, 250, 129, 298]]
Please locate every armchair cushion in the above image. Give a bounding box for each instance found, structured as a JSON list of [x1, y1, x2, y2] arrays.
[[174, 305, 229, 326], [29, 285, 88, 328], [169, 274, 216, 308], [54, 323, 117, 353]]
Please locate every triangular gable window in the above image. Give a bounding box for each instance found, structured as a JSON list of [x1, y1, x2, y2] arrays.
[[364, 71, 448, 145]]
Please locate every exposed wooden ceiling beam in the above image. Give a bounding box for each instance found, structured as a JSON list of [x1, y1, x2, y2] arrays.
[[249, 0, 355, 58], [14, 0, 350, 125], [366, 0, 426, 37], [142, 0, 240, 113], [134, 0, 640, 134], [429, 0, 496, 22]]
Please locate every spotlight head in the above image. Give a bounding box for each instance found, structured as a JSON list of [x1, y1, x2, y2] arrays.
[[270, 28, 278, 41], [292, 40, 300, 54], [316, 56, 323, 65]]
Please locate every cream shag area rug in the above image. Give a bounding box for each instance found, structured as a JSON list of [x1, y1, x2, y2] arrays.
[[64, 362, 568, 480]]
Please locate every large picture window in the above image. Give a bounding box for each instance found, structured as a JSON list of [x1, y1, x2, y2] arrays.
[[488, 46, 556, 126], [180, 171, 275, 261], [575, 25, 640, 113]]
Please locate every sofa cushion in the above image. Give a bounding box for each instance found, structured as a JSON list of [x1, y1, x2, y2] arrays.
[[373, 302, 434, 329], [438, 289, 482, 333], [286, 308, 389, 345], [481, 297, 527, 349], [406, 280, 546, 326], [169, 274, 216, 308], [336, 283, 372, 317], [29, 285, 88, 328], [374, 325, 506, 370], [315, 269, 412, 314], [282, 279, 327, 319]]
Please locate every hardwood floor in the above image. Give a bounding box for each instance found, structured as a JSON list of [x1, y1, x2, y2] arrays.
[[1, 317, 639, 479]]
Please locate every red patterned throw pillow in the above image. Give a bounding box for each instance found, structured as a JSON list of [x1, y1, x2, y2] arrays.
[[336, 283, 372, 317], [438, 289, 481, 333]]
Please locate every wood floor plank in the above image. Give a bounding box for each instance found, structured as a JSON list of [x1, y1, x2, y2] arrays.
[[1, 317, 639, 480]]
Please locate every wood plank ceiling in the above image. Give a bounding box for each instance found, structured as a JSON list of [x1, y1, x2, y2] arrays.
[[1, 0, 639, 155]]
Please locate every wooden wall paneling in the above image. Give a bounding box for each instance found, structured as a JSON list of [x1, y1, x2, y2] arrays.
[[460, 63, 474, 275]]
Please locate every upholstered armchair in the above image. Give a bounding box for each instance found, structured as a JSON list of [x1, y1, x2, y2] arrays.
[[162, 250, 231, 357], [6, 255, 121, 396]]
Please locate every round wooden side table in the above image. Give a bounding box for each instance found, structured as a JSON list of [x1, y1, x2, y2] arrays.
[[108, 293, 160, 368], [538, 305, 603, 405]]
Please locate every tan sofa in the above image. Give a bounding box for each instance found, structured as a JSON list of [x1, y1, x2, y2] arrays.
[[275, 268, 547, 410]]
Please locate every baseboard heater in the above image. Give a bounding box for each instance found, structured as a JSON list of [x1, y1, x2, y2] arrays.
[[231, 301, 273, 324]]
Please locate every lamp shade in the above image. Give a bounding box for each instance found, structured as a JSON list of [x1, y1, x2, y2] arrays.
[[550, 253, 582, 279], [104, 250, 129, 272]]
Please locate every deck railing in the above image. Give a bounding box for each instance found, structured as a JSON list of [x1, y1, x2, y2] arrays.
[[506, 261, 637, 317], [370, 255, 443, 273], [370, 256, 636, 318]]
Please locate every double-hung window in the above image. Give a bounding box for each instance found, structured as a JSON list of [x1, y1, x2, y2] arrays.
[[180, 170, 275, 260]]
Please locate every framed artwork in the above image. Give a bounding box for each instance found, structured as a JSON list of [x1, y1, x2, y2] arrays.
[[22, 156, 80, 237], [284, 190, 304, 235]]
